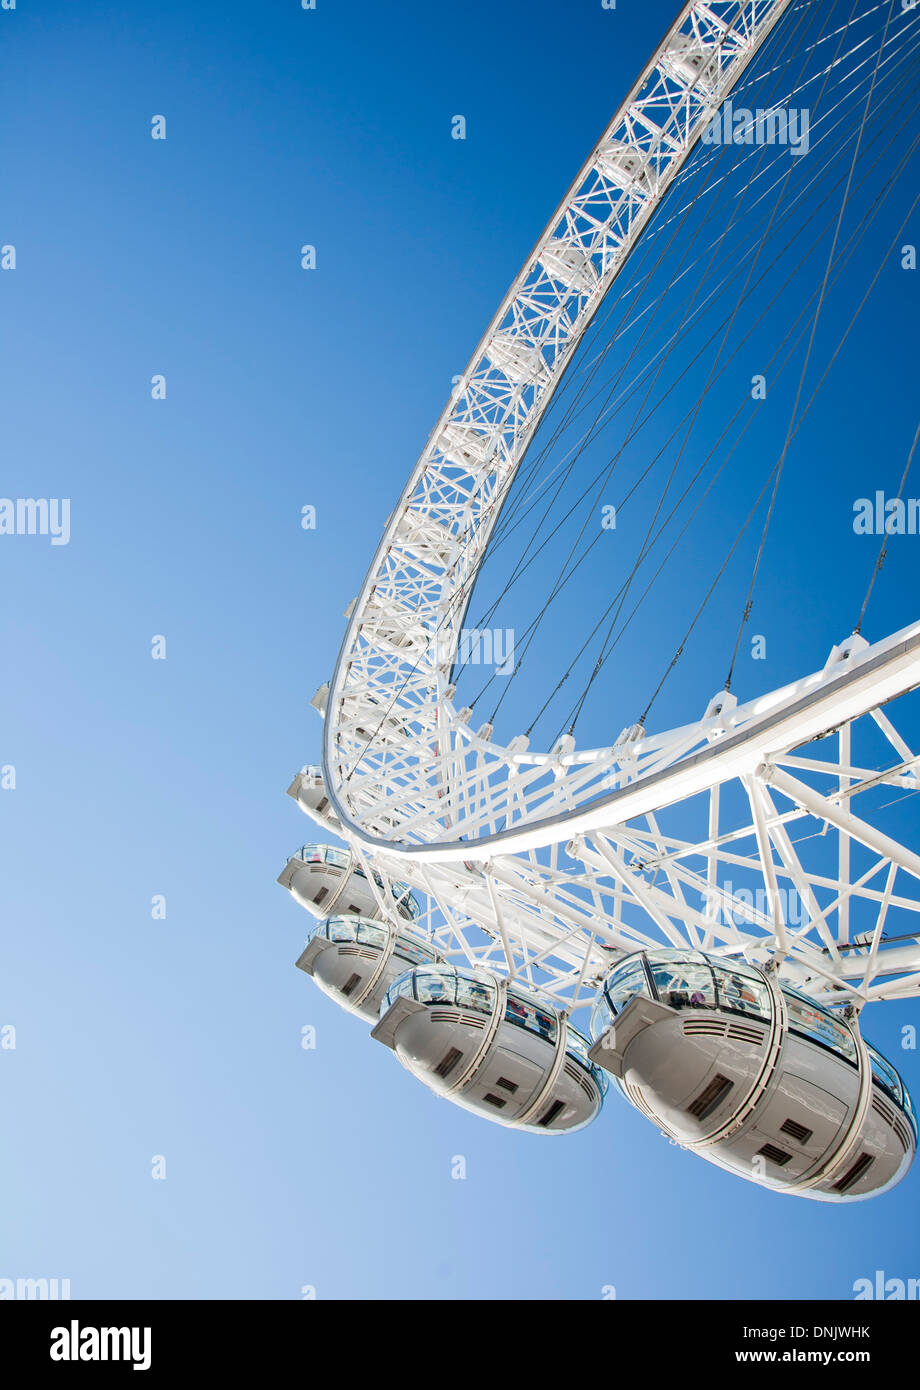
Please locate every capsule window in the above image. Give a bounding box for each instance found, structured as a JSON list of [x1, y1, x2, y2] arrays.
[[867, 1045, 904, 1103], [537, 1099, 566, 1128], [341, 973, 362, 998], [356, 922, 388, 949], [757, 1142, 792, 1167], [712, 965, 771, 1021], [602, 960, 650, 1017], [328, 920, 357, 943], [783, 989, 857, 1063], [686, 1073, 733, 1120], [504, 990, 557, 1042], [455, 976, 496, 1014], [780, 1118, 814, 1146], [648, 958, 715, 1011], [394, 938, 438, 967], [434, 1047, 464, 1080], [833, 1152, 874, 1194]]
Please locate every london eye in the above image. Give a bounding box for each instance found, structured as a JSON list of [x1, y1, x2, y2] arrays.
[[280, 0, 920, 1201]]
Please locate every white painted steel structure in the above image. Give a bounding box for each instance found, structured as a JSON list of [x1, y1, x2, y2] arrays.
[[291, 0, 920, 1022]]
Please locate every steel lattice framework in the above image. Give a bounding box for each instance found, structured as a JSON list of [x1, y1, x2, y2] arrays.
[[302, 0, 920, 1016]]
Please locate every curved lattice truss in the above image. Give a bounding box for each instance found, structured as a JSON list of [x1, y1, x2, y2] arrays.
[[331, 625, 920, 1010], [305, 0, 920, 1014]]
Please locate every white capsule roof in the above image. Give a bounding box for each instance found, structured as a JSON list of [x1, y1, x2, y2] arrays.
[[589, 949, 916, 1201], [373, 964, 608, 1134]]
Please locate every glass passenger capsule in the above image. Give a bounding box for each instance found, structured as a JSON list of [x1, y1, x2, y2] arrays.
[[372, 964, 608, 1134], [277, 844, 420, 923], [296, 916, 443, 1021], [285, 766, 342, 836], [588, 949, 916, 1201]]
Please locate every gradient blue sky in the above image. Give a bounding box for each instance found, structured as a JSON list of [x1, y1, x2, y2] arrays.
[[2, 0, 919, 1300]]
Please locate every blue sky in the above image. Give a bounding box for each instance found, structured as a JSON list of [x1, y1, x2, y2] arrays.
[[2, 0, 919, 1300]]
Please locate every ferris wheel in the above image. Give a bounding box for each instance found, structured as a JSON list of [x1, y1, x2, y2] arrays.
[[280, 0, 920, 1200]]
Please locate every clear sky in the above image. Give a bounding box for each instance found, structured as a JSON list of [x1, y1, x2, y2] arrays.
[[2, 0, 919, 1300]]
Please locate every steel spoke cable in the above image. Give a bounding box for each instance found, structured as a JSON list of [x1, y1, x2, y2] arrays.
[[478, 27, 918, 575], [569, 124, 920, 735], [480, 123, 776, 580], [482, 0, 824, 553], [545, 220, 873, 736], [483, 0, 899, 587], [578, 5, 878, 711], [856, 421, 920, 634], [340, 0, 906, 783], [563, 54, 920, 731], [463, 134, 917, 728], [411, 111, 800, 739], [474, 251, 833, 727], [557, 195, 909, 740], [483, 127, 757, 551], [663, 15, 920, 258], [793, 183, 920, 434], [743, 0, 891, 88], [643, 0, 909, 249], [472, 85, 850, 640], [530, 0, 868, 498], [515, 91, 920, 736], [637, 465, 785, 729], [561, 107, 811, 734], [481, 133, 790, 729], [463, 72, 919, 662], [724, 0, 898, 689]]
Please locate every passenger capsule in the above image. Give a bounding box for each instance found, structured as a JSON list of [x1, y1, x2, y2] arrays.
[[286, 766, 342, 835], [277, 844, 421, 923], [296, 916, 443, 1021], [588, 949, 917, 1200], [372, 964, 608, 1133]]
